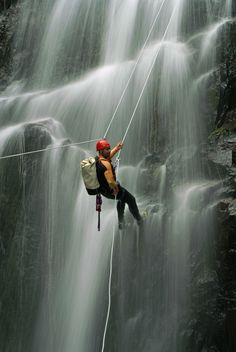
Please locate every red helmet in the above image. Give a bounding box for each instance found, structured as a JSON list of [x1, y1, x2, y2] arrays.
[[96, 139, 111, 151]]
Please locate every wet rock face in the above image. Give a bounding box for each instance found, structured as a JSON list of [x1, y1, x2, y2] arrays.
[[182, 0, 212, 35], [216, 201, 236, 352], [216, 22, 236, 128], [0, 121, 53, 352], [213, 20, 236, 301], [206, 132, 236, 351], [0, 1, 20, 90], [192, 20, 236, 347], [0, 0, 18, 11], [1, 0, 106, 90], [138, 20, 236, 351]]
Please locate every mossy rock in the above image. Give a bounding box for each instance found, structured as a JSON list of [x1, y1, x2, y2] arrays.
[[208, 127, 228, 140]]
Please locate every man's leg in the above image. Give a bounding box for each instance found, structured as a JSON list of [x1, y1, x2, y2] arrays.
[[116, 187, 125, 228], [117, 186, 141, 222], [101, 189, 125, 228], [117, 200, 125, 223], [117, 200, 125, 228]]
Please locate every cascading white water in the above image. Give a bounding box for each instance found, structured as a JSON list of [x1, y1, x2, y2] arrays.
[[0, 0, 233, 351]]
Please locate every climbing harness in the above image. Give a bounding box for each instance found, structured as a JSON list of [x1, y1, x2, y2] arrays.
[[96, 194, 102, 231], [113, 156, 120, 170]]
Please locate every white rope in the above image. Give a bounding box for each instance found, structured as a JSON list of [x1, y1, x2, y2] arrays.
[[0, 0, 168, 162], [116, 4, 177, 161], [1, 7, 177, 352], [101, 223, 116, 352], [103, 0, 167, 139], [100, 7, 177, 351], [0, 138, 100, 160]]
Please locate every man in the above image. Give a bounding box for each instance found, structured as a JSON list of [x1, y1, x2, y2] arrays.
[[96, 139, 142, 229]]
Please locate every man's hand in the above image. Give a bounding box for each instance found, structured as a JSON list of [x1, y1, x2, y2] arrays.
[[113, 189, 119, 196], [112, 184, 119, 196], [116, 142, 123, 150], [109, 142, 123, 159]]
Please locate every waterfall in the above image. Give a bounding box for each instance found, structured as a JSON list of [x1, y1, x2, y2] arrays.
[[0, 0, 233, 351]]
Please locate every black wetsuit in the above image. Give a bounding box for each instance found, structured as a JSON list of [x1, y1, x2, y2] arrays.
[[96, 159, 141, 224]]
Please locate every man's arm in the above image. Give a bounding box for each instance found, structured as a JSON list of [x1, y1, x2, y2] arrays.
[[102, 160, 119, 194], [109, 142, 123, 159]]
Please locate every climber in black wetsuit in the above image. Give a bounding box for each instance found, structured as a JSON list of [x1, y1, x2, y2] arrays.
[[96, 139, 142, 229]]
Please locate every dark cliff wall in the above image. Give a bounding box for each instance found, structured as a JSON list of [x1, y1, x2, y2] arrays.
[[0, 0, 20, 90], [211, 20, 236, 352], [0, 122, 53, 352], [0, 0, 108, 90], [0, 0, 18, 12], [216, 22, 236, 129]]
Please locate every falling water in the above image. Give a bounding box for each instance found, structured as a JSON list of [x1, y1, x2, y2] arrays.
[[0, 0, 232, 351]]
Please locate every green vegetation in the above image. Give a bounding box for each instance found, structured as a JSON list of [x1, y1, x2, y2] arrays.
[[208, 127, 228, 140]]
